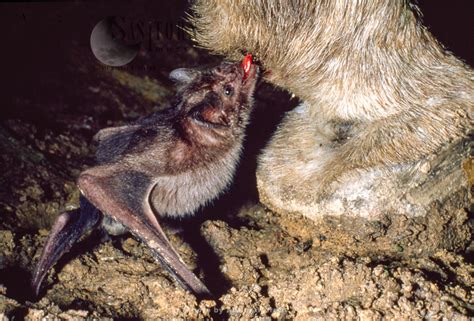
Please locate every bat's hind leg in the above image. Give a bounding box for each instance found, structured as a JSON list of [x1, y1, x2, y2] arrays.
[[32, 196, 101, 296]]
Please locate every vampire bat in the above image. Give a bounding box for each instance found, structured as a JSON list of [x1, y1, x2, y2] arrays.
[[32, 55, 259, 297]]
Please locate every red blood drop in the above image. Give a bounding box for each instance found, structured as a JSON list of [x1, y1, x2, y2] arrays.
[[241, 54, 252, 79]]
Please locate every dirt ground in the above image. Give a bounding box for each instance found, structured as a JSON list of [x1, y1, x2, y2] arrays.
[[1, 2, 473, 320], [1, 203, 473, 320]]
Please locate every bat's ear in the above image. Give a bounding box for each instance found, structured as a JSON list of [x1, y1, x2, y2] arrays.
[[190, 103, 230, 127], [169, 68, 199, 86]]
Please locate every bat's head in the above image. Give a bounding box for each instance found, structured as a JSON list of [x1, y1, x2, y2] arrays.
[[170, 57, 258, 146]]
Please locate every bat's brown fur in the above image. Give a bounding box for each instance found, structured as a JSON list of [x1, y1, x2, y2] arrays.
[[32, 61, 259, 296], [189, 0, 473, 212]]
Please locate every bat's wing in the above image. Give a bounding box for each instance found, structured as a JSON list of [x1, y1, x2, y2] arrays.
[[77, 165, 211, 297], [32, 196, 101, 296]]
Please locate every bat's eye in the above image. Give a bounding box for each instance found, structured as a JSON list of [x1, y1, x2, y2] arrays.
[[224, 85, 234, 97]]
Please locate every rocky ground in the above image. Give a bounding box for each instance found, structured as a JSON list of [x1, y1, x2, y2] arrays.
[[1, 2, 473, 320]]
